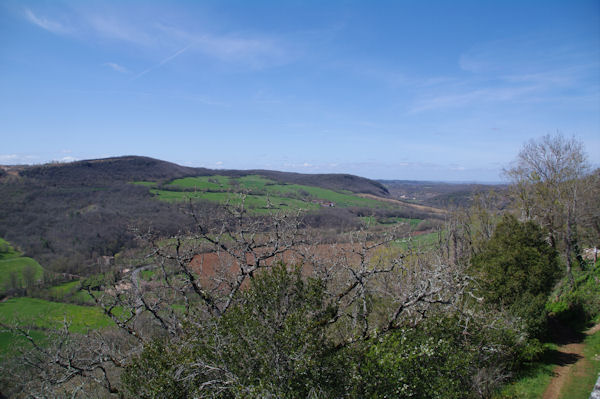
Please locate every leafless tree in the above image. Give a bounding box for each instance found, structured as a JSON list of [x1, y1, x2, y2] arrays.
[[504, 133, 591, 282], [0, 321, 135, 398], [3, 197, 476, 397]]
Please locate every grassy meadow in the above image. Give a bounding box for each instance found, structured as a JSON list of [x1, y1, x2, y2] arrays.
[[0, 238, 45, 293], [138, 174, 396, 212]]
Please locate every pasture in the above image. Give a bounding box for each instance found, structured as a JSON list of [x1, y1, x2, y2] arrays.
[[139, 174, 398, 212]]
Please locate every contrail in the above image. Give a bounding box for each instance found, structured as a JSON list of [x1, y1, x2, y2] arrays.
[[131, 43, 194, 81]]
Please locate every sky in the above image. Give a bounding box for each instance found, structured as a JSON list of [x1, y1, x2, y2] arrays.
[[1, 1, 599, 182]]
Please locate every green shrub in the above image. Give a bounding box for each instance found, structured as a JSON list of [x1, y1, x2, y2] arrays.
[[470, 215, 561, 338], [359, 317, 475, 399]]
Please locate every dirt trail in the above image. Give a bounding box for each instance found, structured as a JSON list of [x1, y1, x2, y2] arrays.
[[355, 194, 447, 214], [542, 322, 600, 399]]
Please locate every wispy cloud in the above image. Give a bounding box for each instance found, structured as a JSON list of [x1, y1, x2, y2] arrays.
[[409, 37, 600, 113], [23, 8, 68, 34], [196, 34, 283, 65], [87, 15, 152, 46], [21, 6, 292, 72], [410, 85, 538, 113], [103, 62, 129, 73], [156, 24, 290, 67]]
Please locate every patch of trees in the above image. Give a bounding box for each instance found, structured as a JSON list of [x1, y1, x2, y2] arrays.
[[0, 180, 199, 275], [19, 156, 202, 186], [504, 134, 597, 281]]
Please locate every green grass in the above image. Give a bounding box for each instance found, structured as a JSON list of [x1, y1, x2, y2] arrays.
[[0, 256, 45, 292], [47, 280, 81, 301], [0, 297, 114, 333], [394, 231, 440, 250], [166, 175, 231, 190], [558, 328, 600, 399], [0, 237, 20, 260], [148, 174, 395, 212], [498, 347, 558, 399], [499, 365, 556, 399], [150, 189, 321, 212], [360, 216, 422, 228], [71, 289, 98, 305], [140, 269, 157, 281]]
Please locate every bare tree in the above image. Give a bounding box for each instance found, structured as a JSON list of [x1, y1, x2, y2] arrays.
[[3, 198, 475, 397], [504, 133, 590, 282]]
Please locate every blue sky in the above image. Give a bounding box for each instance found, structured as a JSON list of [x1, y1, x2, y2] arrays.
[[1, 1, 598, 182]]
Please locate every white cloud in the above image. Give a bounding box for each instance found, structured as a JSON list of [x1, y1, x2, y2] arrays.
[[24, 8, 68, 34], [55, 156, 78, 163], [104, 62, 129, 73], [0, 154, 39, 164]]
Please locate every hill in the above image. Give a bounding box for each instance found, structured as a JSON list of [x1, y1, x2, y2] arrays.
[[379, 179, 508, 207], [0, 156, 419, 276], [16, 156, 389, 197]]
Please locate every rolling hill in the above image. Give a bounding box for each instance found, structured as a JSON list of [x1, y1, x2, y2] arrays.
[[15, 156, 389, 197], [0, 156, 427, 276]]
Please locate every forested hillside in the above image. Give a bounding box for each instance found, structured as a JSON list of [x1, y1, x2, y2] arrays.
[[0, 156, 422, 275]]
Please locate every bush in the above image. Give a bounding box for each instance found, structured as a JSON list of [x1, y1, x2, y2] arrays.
[[359, 317, 475, 399], [470, 215, 561, 338]]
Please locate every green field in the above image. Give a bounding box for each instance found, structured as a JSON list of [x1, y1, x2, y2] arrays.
[[0, 256, 45, 292], [395, 231, 440, 250], [0, 297, 114, 333], [360, 216, 423, 228], [0, 237, 20, 259], [47, 280, 81, 301], [138, 174, 395, 212], [0, 238, 47, 293]]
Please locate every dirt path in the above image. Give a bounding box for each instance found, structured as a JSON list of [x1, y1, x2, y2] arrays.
[[542, 322, 600, 399], [355, 194, 447, 214]]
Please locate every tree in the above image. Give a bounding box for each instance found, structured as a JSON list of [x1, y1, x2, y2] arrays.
[[470, 215, 561, 337], [504, 134, 590, 282], [122, 265, 347, 398], [22, 264, 37, 295], [578, 168, 600, 251]]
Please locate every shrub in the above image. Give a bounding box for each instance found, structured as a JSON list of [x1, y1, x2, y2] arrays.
[[470, 215, 561, 338]]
